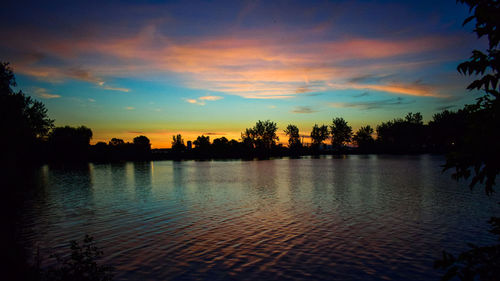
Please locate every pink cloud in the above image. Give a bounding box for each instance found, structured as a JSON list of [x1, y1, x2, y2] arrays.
[[3, 24, 460, 99], [199, 95, 223, 101]]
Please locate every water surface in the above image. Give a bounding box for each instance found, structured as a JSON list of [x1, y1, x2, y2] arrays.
[[18, 155, 499, 280]]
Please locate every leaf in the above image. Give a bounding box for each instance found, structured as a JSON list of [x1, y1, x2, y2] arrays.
[[463, 15, 475, 26]]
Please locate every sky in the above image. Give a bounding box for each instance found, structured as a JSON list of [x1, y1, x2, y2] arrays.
[[0, 0, 486, 148]]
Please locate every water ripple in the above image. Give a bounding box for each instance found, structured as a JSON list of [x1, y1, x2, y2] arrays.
[[18, 155, 500, 280]]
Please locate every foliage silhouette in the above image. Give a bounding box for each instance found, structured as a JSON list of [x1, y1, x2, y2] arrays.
[[192, 135, 210, 158], [193, 135, 210, 150], [48, 126, 93, 161], [211, 137, 229, 156], [310, 124, 329, 151], [31, 235, 114, 281], [284, 124, 302, 151], [435, 1, 500, 280], [330, 117, 353, 151], [109, 138, 125, 146], [241, 120, 279, 154], [428, 109, 468, 153], [133, 135, 151, 149], [376, 112, 426, 153], [443, 0, 500, 195], [132, 135, 151, 158], [353, 125, 374, 152], [0, 62, 54, 162], [456, 0, 499, 94], [435, 217, 500, 281], [171, 134, 186, 152], [90, 136, 152, 161]]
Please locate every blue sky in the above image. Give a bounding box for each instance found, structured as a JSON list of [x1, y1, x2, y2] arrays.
[[0, 0, 485, 147]]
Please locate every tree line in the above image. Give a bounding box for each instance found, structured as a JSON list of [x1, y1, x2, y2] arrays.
[[0, 61, 483, 163], [158, 109, 472, 158]]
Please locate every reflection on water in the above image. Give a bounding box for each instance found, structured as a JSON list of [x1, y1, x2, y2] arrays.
[[18, 155, 499, 280]]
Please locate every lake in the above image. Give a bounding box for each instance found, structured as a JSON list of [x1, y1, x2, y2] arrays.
[[16, 155, 499, 280]]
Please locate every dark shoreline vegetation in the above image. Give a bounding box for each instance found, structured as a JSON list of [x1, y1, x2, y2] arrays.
[[7, 110, 479, 162]]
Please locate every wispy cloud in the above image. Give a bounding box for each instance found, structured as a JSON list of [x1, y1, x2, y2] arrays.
[[292, 106, 318, 114], [203, 132, 226, 135], [97, 81, 130, 92], [38, 93, 61, 99], [199, 95, 223, 101], [350, 83, 439, 97], [305, 93, 323, 97], [101, 85, 131, 92], [435, 105, 456, 111], [4, 21, 461, 99], [353, 92, 370, 98], [327, 80, 445, 97], [33, 87, 61, 99], [185, 95, 223, 105], [329, 97, 414, 110], [185, 98, 205, 105]]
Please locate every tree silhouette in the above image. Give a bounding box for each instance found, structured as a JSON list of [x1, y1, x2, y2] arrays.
[[133, 135, 151, 150], [310, 124, 329, 150], [48, 126, 93, 161], [209, 137, 229, 156], [171, 134, 186, 152], [193, 135, 210, 150], [0, 62, 54, 161], [353, 125, 374, 152], [435, 1, 500, 280], [376, 112, 426, 153], [428, 110, 467, 153], [443, 0, 500, 195], [284, 124, 301, 150], [133, 135, 151, 159], [330, 117, 352, 150], [0, 62, 14, 94], [241, 128, 256, 149], [37, 235, 114, 281], [457, 0, 499, 95], [212, 136, 228, 148], [241, 120, 278, 151], [108, 138, 124, 147], [405, 112, 423, 124]]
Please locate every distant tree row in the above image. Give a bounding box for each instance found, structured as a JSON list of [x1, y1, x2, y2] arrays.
[[160, 110, 473, 158], [90, 135, 151, 161], [0, 60, 490, 162]]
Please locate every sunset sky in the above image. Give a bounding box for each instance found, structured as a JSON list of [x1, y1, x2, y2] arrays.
[[1, 0, 485, 147]]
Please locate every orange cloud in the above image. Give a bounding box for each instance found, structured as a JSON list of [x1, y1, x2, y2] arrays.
[[353, 83, 440, 97], [327, 81, 446, 97], [185, 95, 224, 105], [101, 84, 131, 92], [33, 87, 61, 99], [199, 95, 223, 101], [7, 24, 458, 99]]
